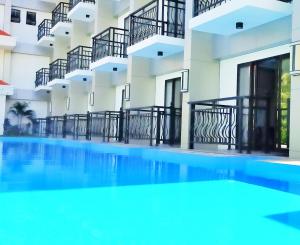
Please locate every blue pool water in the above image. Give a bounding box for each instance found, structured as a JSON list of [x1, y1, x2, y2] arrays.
[[0, 137, 300, 244]]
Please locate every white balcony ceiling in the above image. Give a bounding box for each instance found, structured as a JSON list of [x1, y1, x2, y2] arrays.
[[65, 70, 93, 82], [0, 35, 16, 50], [50, 22, 72, 37], [47, 79, 70, 88], [189, 0, 292, 36], [67, 2, 96, 22], [90, 57, 128, 73], [127, 35, 185, 59], [37, 36, 55, 48]]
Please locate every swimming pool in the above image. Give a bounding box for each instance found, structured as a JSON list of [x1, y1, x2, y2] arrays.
[[0, 137, 300, 244]]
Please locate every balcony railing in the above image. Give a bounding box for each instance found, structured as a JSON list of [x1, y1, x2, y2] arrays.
[[67, 46, 92, 73], [129, 0, 185, 46], [69, 0, 96, 10], [189, 96, 271, 153], [49, 59, 67, 81], [92, 27, 129, 62], [52, 2, 71, 27], [193, 0, 293, 17], [37, 19, 53, 41], [35, 68, 50, 87], [124, 106, 182, 146]]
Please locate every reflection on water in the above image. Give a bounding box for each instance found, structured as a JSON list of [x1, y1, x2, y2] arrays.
[[0, 141, 227, 192], [1, 140, 300, 194]]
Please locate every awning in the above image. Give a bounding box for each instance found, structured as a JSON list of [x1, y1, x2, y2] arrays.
[[0, 30, 10, 36], [0, 80, 9, 85]]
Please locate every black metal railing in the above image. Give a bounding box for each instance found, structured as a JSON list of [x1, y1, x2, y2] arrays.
[[52, 2, 71, 27], [92, 27, 129, 62], [63, 114, 88, 139], [67, 46, 92, 73], [129, 0, 185, 46], [69, 0, 95, 10], [88, 111, 124, 142], [35, 68, 49, 87], [49, 59, 67, 81], [189, 96, 271, 153], [193, 0, 293, 17], [37, 19, 53, 41], [124, 106, 182, 146], [45, 116, 65, 137], [33, 118, 47, 136]]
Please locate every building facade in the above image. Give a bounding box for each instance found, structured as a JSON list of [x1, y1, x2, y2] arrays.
[[1, 0, 300, 158]]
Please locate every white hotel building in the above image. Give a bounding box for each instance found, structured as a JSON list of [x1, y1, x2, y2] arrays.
[[0, 0, 300, 158]]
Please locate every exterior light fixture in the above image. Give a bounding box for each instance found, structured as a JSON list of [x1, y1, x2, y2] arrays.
[[46, 90, 50, 94], [83, 77, 87, 82], [236, 22, 244, 30], [66, 97, 70, 110], [124, 83, 130, 101], [65, 31, 69, 35], [181, 69, 189, 93], [50, 43, 53, 47], [62, 85, 66, 88], [291, 41, 300, 76], [86, 14, 90, 18], [89, 92, 94, 106], [157, 51, 163, 57], [113, 67, 118, 72]]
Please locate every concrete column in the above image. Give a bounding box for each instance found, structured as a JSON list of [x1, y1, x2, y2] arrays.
[[90, 73, 116, 112], [70, 21, 92, 49], [95, 0, 117, 34], [127, 56, 156, 108], [50, 88, 68, 116], [52, 37, 69, 61], [289, 0, 300, 159], [67, 82, 89, 114]]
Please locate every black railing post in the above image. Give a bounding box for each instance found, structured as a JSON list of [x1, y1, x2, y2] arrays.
[[169, 105, 176, 146], [264, 97, 271, 153], [247, 96, 254, 154], [228, 107, 233, 150], [189, 104, 195, 149], [150, 107, 154, 146], [86, 111, 91, 140], [107, 111, 112, 142], [118, 109, 124, 142], [156, 108, 161, 146], [125, 110, 130, 144], [62, 114, 67, 138], [237, 97, 244, 153], [103, 112, 107, 142]]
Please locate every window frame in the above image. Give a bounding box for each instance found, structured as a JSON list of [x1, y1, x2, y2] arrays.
[[26, 11, 37, 26], [11, 8, 21, 23]]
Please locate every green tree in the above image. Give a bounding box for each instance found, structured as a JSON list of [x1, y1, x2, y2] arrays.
[[8, 102, 36, 134]]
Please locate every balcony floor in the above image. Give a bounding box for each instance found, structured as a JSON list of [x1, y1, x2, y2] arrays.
[[189, 0, 292, 35], [47, 79, 70, 88]]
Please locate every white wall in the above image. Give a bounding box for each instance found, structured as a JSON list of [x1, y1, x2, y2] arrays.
[[219, 44, 290, 98], [10, 52, 50, 90], [0, 4, 4, 29]]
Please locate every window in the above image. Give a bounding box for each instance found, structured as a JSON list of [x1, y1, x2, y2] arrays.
[[26, 11, 36, 26], [11, 9, 21, 23]]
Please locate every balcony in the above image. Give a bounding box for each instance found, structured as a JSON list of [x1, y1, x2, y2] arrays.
[[127, 0, 185, 58], [48, 59, 69, 87], [37, 19, 54, 47], [65, 46, 93, 82], [190, 0, 292, 36], [90, 27, 129, 72], [68, 0, 96, 22], [35, 68, 51, 92], [51, 2, 72, 37]]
